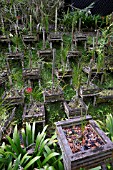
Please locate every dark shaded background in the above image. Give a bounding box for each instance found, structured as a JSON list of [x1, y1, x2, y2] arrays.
[[64, 0, 113, 16]]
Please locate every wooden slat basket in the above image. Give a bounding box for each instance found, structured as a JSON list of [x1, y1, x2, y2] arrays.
[[43, 86, 64, 103], [23, 102, 45, 127], [56, 115, 113, 170], [63, 98, 88, 118]]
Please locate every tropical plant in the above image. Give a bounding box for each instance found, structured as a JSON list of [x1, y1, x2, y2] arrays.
[[96, 48, 105, 73], [96, 114, 113, 142], [0, 122, 63, 169], [72, 64, 82, 96], [60, 45, 70, 70]]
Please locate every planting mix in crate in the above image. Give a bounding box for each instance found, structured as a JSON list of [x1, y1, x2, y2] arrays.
[[80, 83, 100, 96], [63, 98, 88, 118], [3, 88, 24, 105], [1, 1, 113, 169], [63, 123, 104, 153], [55, 68, 72, 78], [56, 116, 113, 169], [43, 87, 64, 103], [23, 103, 45, 122], [22, 68, 40, 80]]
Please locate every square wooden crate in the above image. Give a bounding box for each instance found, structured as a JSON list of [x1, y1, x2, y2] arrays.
[[2, 88, 24, 105], [104, 55, 113, 71], [79, 82, 100, 97], [96, 88, 113, 104], [73, 33, 87, 50], [63, 98, 88, 118], [22, 102, 45, 127], [48, 32, 63, 42], [37, 49, 53, 62], [55, 68, 72, 79], [67, 51, 81, 61], [47, 32, 63, 48], [83, 66, 104, 82], [0, 35, 10, 43], [22, 68, 40, 80], [22, 35, 38, 43], [73, 33, 87, 42], [43, 87, 64, 103], [56, 116, 113, 170], [5, 52, 24, 60]]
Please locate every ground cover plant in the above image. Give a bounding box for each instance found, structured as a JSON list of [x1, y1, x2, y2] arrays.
[[0, 0, 113, 169]]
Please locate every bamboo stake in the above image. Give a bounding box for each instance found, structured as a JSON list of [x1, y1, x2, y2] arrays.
[[93, 37, 95, 49], [8, 75, 13, 88], [71, 20, 74, 51], [52, 49, 56, 93], [30, 15, 32, 35], [87, 58, 94, 88], [55, 6, 57, 33], [29, 46, 32, 70], [42, 27, 46, 49], [78, 18, 81, 33], [96, 29, 99, 48], [8, 42, 12, 53], [76, 63, 81, 100], [1, 15, 5, 35], [92, 37, 96, 61], [13, 4, 18, 28]]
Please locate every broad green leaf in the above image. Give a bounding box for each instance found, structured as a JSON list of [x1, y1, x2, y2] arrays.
[[47, 166, 56, 170], [5, 145, 16, 154], [7, 136, 19, 156], [57, 160, 64, 170], [13, 154, 21, 170], [21, 128, 26, 147], [7, 162, 13, 170], [26, 122, 32, 146], [24, 156, 40, 169], [20, 153, 31, 165], [5, 151, 17, 159], [35, 125, 48, 152], [37, 138, 50, 156], [13, 125, 23, 154], [44, 145, 51, 155], [106, 114, 113, 136], [42, 152, 59, 166]]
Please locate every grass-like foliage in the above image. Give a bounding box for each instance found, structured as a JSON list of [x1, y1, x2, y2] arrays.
[[0, 122, 63, 170]]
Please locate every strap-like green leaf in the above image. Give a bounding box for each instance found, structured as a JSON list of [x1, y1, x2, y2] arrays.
[[7, 136, 19, 156], [35, 125, 48, 152], [20, 153, 31, 165], [13, 125, 24, 154], [26, 122, 32, 146], [42, 152, 59, 166], [24, 156, 40, 169]]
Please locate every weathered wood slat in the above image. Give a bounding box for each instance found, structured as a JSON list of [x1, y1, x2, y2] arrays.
[[43, 87, 64, 103], [22, 35, 38, 42], [0, 35, 10, 42], [22, 68, 40, 80], [56, 115, 92, 127], [63, 98, 88, 118], [56, 116, 113, 170], [23, 103, 45, 126], [55, 69, 72, 79], [37, 49, 53, 62], [2, 89, 24, 105]]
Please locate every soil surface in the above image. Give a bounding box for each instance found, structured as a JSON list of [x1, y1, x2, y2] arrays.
[[63, 123, 104, 153]]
